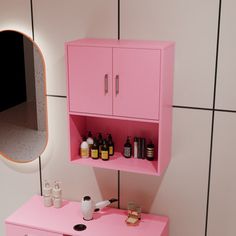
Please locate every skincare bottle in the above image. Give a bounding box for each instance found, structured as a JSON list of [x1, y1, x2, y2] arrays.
[[52, 181, 62, 208], [80, 137, 89, 158], [98, 133, 103, 157], [91, 137, 99, 159], [137, 138, 142, 158], [141, 138, 146, 159], [43, 180, 52, 207], [133, 137, 138, 158], [146, 141, 154, 161], [107, 134, 114, 156], [86, 131, 94, 156], [124, 136, 132, 158], [101, 139, 109, 161]]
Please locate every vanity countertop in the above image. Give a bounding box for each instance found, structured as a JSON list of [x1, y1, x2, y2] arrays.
[[5, 195, 168, 236]]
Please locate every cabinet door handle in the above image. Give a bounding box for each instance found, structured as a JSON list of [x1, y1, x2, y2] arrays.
[[104, 74, 108, 94], [115, 75, 119, 95]]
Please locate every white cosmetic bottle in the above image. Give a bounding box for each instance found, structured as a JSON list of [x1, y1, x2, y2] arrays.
[[80, 137, 89, 158], [52, 181, 62, 208], [43, 180, 52, 207]]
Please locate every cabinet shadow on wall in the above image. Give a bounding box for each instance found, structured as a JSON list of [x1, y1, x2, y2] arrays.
[[94, 168, 165, 212], [120, 172, 165, 213]]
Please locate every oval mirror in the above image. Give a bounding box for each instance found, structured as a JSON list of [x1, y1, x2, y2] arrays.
[[0, 30, 47, 162]]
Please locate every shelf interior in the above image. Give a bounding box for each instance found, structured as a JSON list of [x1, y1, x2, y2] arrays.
[[69, 114, 159, 175]]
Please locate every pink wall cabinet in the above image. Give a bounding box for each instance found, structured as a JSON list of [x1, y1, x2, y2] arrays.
[[65, 39, 175, 176], [5, 195, 169, 236]]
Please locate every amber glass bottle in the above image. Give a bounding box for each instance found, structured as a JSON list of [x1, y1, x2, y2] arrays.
[[98, 133, 103, 157], [124, 136, 132, 158], [101, 139, 109, 161], [91, 138, 99, 159], [107, 134, 114, 156]]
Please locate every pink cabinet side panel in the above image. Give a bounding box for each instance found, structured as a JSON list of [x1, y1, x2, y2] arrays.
[[113, 48, 161, 120], [67, 46, 113, 115], [161, 222, 169, 236], [158, 45, 175, 175]]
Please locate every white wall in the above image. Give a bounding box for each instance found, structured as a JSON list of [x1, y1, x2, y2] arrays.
[[0, 1, 41, 235], [1, 0, 236, 236]]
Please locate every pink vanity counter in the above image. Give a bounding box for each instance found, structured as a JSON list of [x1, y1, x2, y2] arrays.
[[5, 195, 168, 236]]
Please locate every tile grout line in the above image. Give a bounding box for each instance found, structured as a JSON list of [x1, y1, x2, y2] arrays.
[[173, 105, 236, 113], [39, 156, 43, 196], [205, 0, 222, 235], [47, 94, 67, 98], [117, 0, 121, 210], [30, 0, 34, 40]]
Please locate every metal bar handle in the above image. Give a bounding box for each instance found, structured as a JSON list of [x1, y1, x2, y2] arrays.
[[104, 74, 108, 94], [115, 75, 119, 95]]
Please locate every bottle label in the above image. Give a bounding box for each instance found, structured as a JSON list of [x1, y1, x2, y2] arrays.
[[91, 149, 98, 159], [109, 146, 113, 155], [81, 148, 88, 157], [101, 151, 109, 160], [124, 147, 131, 157]]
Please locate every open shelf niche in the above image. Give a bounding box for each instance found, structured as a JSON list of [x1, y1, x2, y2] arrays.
[[68, 114, 159, 175]]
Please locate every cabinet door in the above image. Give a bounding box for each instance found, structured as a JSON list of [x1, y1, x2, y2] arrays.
[[5, 223, 62, 236], [67, 46, 112, 115], [113, 48, 161, 120]]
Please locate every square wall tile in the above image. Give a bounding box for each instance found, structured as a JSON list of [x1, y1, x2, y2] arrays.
[[33, 0, 118, 96], [207, 112, 236, 236], [0, 158, 40, 235], [215, 0, 236, 110], [0, 0, 32, 37], [120, 108, 212, 236], [121, 0, 219, 108]]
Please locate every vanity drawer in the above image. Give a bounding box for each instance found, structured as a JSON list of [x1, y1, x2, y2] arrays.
[[6, 223, 63, 236]]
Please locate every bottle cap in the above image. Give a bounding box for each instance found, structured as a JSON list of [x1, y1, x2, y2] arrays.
[[147, 141, 154, 148], [98, 133, 103, 139], [108, 134, 112, 140]]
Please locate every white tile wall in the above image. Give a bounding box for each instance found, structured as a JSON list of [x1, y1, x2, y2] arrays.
[[0, 1, 40, 235], [215, 0, 236, 111], [33, 0, 118, 96], [0, 157, 40, 235], [41, 96, 118, 202], [120, 0, 219, 109], [1, 1, 236, 236], [120, 109, 212, 236], [207, 112, 236, 236], [33, 0, 118, 205]]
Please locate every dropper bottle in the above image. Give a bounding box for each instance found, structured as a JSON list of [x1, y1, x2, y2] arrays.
[[124, 136, 132, 158]]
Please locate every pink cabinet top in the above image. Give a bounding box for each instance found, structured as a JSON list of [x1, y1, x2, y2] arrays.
[[66, 38, 174, 50], [5, 195, 168, 236]]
